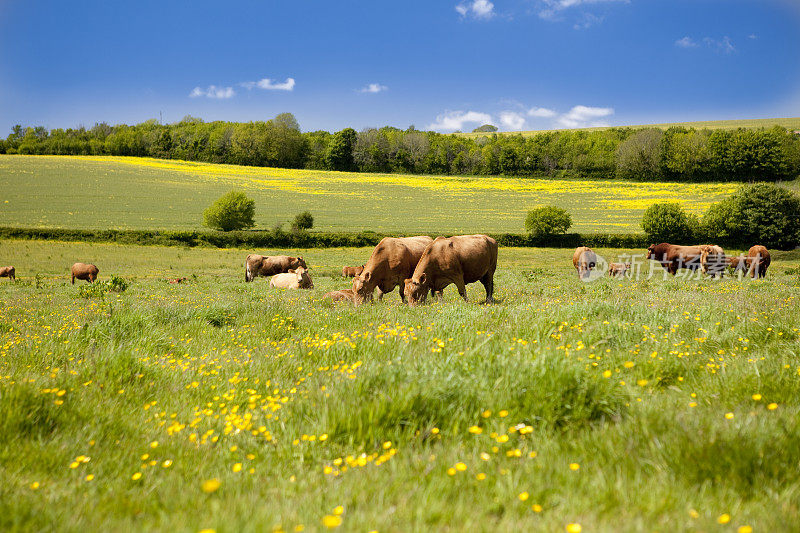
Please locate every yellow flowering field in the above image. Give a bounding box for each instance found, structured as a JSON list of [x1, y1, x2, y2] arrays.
[[1, 239, 799, 531], [0, 155, 737, 233]]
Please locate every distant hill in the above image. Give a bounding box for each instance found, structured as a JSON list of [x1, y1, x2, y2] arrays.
[[459, 117, 800, 138]]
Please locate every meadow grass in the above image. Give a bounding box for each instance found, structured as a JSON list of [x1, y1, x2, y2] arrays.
[[1, 239, 799, 531], [0, 155, 739, 234], [459, 117, 800, 138]]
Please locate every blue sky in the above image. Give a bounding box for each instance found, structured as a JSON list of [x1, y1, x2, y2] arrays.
[[1, 0, 799, 134]]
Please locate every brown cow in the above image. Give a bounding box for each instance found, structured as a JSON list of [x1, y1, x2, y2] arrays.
[[323, 288, 355, 303], [0, 266, 15, 281], [403, 234, 498, 305], [727, 255, 749, 275], [71, 263, 99, 284], [699, 245, 726, 278], [269, 266, 314, 289], [747, 245, 771, 279], [646, 243, 703, 275], [245, 255, 306, 282], [607, 262, 630, 278], [352, 236, 433, 304], [572, 247, 597, 280], [342, 265, 365, 278]]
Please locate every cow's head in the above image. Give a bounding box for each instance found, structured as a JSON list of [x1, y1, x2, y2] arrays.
[[646, 244, 657, 260], [403, 273, 428, 306], [290, 257, 307, 270], [289, 266, 313, 289], [352, 271, 373, 304]]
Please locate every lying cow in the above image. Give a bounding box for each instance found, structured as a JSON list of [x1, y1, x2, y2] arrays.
[[699, 245, 726, 278], [573, 247, 597, 280], [269, 266, 314, 289], [323, 288, 355, 303], [0, 266, 15, 281], [607, 262, 630, 278], [71, 262, 99, 284], [403, 234, 498, 305], [352, 236, 433, 304], [246, 255, 306, 282], [342, 265, 365, 278], [646, 243, 703, 276]]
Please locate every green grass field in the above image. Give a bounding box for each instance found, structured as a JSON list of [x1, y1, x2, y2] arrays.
[[0, 155, 739, 234], [460, 117, 800, 138], [1, 239, 799, 531]]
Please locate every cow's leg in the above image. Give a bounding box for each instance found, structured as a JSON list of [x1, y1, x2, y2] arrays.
[[398, 284, 405, 303], [455, 279, 468, 302], [72, 274, 75, 285], [481, 273, 494, 304], [376, 287, 385, 301]]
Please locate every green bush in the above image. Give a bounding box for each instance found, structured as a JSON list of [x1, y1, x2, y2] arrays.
[[641, 202, 700, 243], [703, 183, 800, 249], [291, 211, 314, 231], [524, 206, 572, 237], [202, 191, 256, 232], [78, 276, 129, 298]]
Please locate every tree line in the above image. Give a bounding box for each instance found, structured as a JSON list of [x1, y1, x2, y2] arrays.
[[2, 113, 799, 182]]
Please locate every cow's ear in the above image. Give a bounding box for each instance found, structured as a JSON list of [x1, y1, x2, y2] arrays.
[[363, 271, 371, 281], [288, 269, 295, 273], [419, 272, 427, 285]]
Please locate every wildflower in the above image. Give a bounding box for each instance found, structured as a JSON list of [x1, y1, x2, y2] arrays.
[[623, 361, 634, 368], [481, 410, 492, 418], [602, 370, 612, 378], [532, 504, 543, 513], [382, 441, 392, 449], [689, 509, 699, 518], [29, 482, 40, 490], [518, 492, 529, 501], [321, 515, 342, 529], [738, 526, 753, 533], [85, 474, 94, 482], [569, 463, 580, 471], [768, 403, 778, 410], [201, 478, 221, 493], [150, 441, 159, 448], [162, 460, 173, 468], [131, 472, 142, 481], [566, 524, 582, 533], [498, 410, 508, 418], [332, 506, 344, 516], [752, 394, 762, 401], [476, 473, 486, 480], [455, 462, 467, 471], [447, 468, 456, 476], [233, 463, 243, 472], [468, 426, 482, 434], [725, 413, 734, 420], [480, 452, 490, 461], [717, 514, 731, 524]]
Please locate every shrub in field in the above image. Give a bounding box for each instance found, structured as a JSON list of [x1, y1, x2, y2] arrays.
[[78, 276, 129, 297], [291, 211, 314, 232], [641, 202, 701, 243], [203, 191, 256, 232], [524, 206, 572, 237], [703, 183, 800, 249]]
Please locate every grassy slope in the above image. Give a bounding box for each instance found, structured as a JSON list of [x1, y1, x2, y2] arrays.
[[1, 240, 799, 532], [0, 155, 737, 234], [459, 117, 800, 138]]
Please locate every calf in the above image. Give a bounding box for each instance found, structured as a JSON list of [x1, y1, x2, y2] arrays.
[[269, 266, 314, 289], [0, 266, 15, 281], [607, 262, 630, 278], [342, 265, 365, 278]]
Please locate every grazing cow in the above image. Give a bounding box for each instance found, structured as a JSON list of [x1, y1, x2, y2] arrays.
[[607, 262, 630, 278], [245, 255, 306, 282], [646, 243, 704, 276], [342, 265, 365, 278], [352, 236, 433, 304], [0, 266, 15, 281], [71, 263, 99, 284], [403, 234, 498, 305], [747, 245, 771, 279], [699, 245, 727, 278], [573, 247, 597, 280], [168, 277, 188, 284], [323, 288, 355, 303], [269, 266, 314, 289]]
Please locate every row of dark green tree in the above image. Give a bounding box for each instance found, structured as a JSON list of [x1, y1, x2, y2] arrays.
[[3, 113, 799, 181]]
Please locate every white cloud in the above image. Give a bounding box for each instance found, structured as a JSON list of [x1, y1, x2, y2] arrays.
[[499, 111, 526, 130], [748, 33, 757, 40], [574, 12, 603, 29], [675, 36, 698, 48], [456, 0, 495, 19], [538, 0, 628, 20], [555, 105, 614, 128], [428, 110, 494, 131], [189, 85, 235, 99], [255, 77, 296, 91], [704, 36, 735, 54], [359, 83, 388, 94], [528, 107, 557, 118]]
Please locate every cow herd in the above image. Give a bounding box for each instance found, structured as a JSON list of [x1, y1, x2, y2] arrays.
[[0, 240, 772, 303], [573, 242, 771, 280]]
